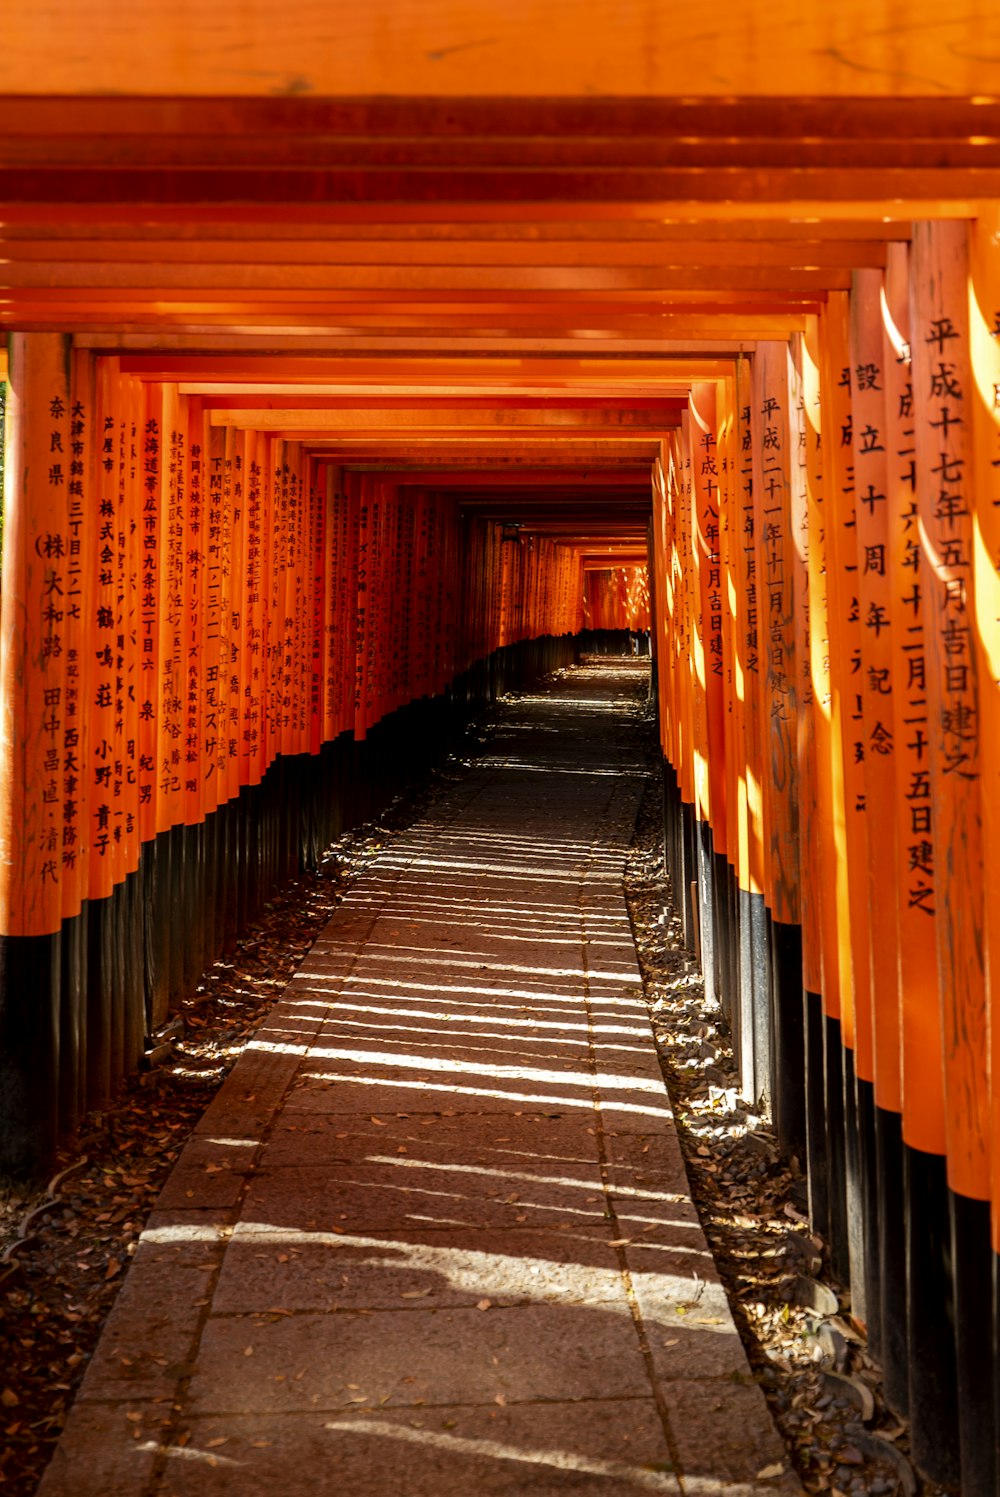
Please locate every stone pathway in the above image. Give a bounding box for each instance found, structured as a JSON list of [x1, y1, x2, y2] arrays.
[[39, 662, 800, 1496]]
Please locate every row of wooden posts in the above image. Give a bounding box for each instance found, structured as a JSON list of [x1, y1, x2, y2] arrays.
[[0, 339, 589, 944], [0, 339, 601, 1172], [582, 566, 650, 633], [9, 211, 1000, 1491], [651, 214, 1000, 1494]]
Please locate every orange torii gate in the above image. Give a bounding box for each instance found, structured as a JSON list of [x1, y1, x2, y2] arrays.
[[7, 13, 1000, 1492], [0, 339, 613, 1165]]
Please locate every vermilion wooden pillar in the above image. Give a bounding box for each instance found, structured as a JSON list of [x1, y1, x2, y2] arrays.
[[0, 333, 73, 1170], [910, 217, 991, 1495], [968, 202, 1000, 1493], [818, 293, 857, 1288], [690, 381, 725, 1008], [750, 342, 800, 1127], [878, 239, 936, 1421], [801, 314, 837, 1243], [965, 204, 1000, 1495], [848, 266, 894, 1352], [735, 357, 766, 1102]]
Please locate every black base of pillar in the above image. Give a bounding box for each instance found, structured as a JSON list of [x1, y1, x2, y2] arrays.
[[749, 893, 769, 1111], [696, 817, 716, 1001], [660, 759, 679, 917], [876, 1106, 907, 1416], [823, 1014, 850, 1284], [905, 1144, 960, 1488], [950, 1191, 996, 1497], [735, 886, 752, 1090], [680, 799, 697, 954], [843, 1049, 866, 1321], [0, 930, 62, 1176], [721, 856, 738, 1030], [803, 989, 828, 1239], [770, 918, 805, 1158], [711, 848, 731, 1020], [842, 1067, 880, 1346], [856, 1076, 881, 1359]]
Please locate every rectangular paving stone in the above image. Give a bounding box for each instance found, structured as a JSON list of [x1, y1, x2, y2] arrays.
[[213, 1225, 630, 1312], [282, 1072, 603, 1118], [239, 1161, 611, 1235], [155, 1135, 258, 1210], [37, 1401, 168, 1497], [260, 1110, 606, 1177], [193, 1050, 303, 1138], [302, 1030, 595, 1076], [75, 1286, 205, 1403], [158, 1400, 681, 1496], [186, 1302, 653, 1414], [663, 1379, 803, 1494], [604, 1127, 688, 1176]]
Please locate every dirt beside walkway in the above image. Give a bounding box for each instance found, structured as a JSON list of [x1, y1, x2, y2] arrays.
[[33, 661, 796, 1497]]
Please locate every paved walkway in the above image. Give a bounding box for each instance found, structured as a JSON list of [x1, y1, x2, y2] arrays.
[[39, 662, 799, 1497]]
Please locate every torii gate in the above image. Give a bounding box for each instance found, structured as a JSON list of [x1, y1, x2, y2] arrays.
[[3, 6, 1000, 1491]]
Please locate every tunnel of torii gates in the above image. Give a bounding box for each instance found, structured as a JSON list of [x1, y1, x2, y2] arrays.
[[14, 8, 1000, 1491]]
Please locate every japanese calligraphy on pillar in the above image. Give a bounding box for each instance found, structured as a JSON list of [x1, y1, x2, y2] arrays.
[[90, 370, 121, 882], [851, 267, 901, 1115], [226, 430, 245, 793], [184, 409, 205, 822], [788, 333, 822, 995], [243, 433, 264, 781], [308, 459, 324, 753], [59, 357, 91, 917], [38, 369, 71, 917], [158, 386, 185, 831], [752, 343, 799, 923], [882, 240, 943, 1155], [137, 386, 161, 842], [911, 219, 987, 1201], [837, 292, 875, 1075]]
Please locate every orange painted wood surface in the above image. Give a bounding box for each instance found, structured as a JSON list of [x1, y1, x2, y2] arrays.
[[0, 347, 591, 936], [969, 206, 1000, 1239], [880, 242, 946, 1157], [751, 343, 799, 924], [911, 220, 988, 1202], [3, 10, 1000, 98], [0, 335, 73, 936], [788, 332, 821, 995], [850, 267, 901, 1112]]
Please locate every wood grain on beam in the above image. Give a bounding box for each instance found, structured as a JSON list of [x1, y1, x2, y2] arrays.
[[3, 6, 1000, 98]]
